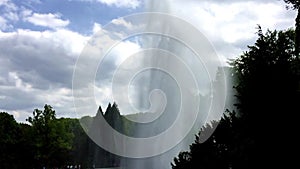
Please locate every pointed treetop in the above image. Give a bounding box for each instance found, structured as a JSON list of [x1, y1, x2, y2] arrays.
[[96, 105, 104, 117], [107, 102, 112, 110], [112, 102, 118, 108], [104, 102, 112, 116], [112, 102, 120, 115], [98, 105, 103, 113]]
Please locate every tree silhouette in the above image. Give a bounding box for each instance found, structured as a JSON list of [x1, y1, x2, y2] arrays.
[[284, 0, 300, 55], [0, 112, 20, 169], [172, 26, 299, 169]]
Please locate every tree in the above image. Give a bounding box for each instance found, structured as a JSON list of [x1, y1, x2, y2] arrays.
[[88, 103, 122, 168], [232, 27, 299, 168], [172, 27, 299, 168], [27, 104, 73, 168], [172, 113, 240, 169], [17, 123, 35, 169], [0, 112, 35, 169], [284, 0, 300, 55], [0, 112, 20, 169], [64, 118, 90, 168]]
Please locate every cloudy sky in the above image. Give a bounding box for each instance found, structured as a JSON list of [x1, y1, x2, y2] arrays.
[[0, 0, 297, 122]]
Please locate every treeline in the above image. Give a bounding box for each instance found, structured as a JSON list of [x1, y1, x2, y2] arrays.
[[0, 103, 127, 169], [1, 97, 184, 169]]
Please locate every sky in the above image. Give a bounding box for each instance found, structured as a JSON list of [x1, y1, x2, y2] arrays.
[[0, 0, 297, 122]]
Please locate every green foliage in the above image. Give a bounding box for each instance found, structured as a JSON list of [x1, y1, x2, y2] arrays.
[[232, 27, 299, 122], [0, 112, 19, 145], [0, 103, 145, 168], [0, 105, 94, 168], [172, 27, 299, 169], [17, 123, 35, 169], [0, 112, 20, 169], [26, 105, 74, 168]]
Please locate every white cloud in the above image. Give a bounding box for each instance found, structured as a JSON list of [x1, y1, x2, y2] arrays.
[[92, 22, 102, 34], [0, 28, 90, 121], [0, 0, 9, 6], [8, 72, 32, 90], [44, 29, 89, 55], [112, 18, 134, 29], [94, 85, 113, 109], [0, 0, 17, 11], [0, 0, 297, 122], [96, 0, 141, 9], [4, 11, 19, 21], [111, 40, 141, 65], [0, 22, 143, 120], [24, 13, 70, 29], [166, 0, 296, 59], [36, 87, 73, 109], [20, 8, 32, 18], [0, 0, 18, 30], [0, 28, 89, 55], [0, 16, 8, 30]]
